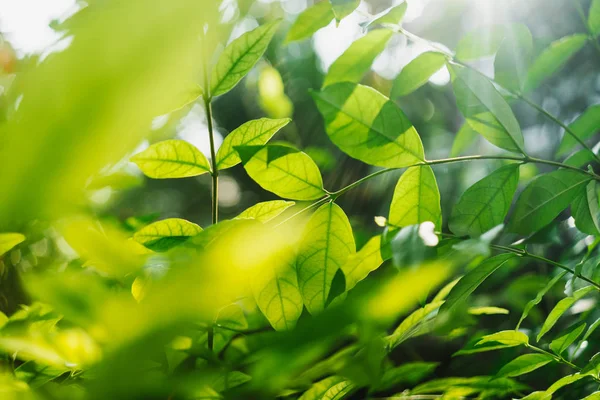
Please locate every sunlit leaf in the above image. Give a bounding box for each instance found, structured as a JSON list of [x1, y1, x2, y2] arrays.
[[517, 271, 568, 329], [235, 200, 295, 223], [455, 25, 506, 61], [468, 306, 509, 315], [577, 318, 600, 351], [312, 83, 425, 167], [297, 202, 355, 314], [477, 330, 529, 347], [496, 354, 554, 378], [211, 19, 282, 97], [392, 52, 447, 97], [572, 181, 600, 236], [537, 285, 596, 341], [285, 1, 334, 44], [367, 2, 408, 27], [557, 105, 600, 156], [131, 140, 211, 179], [494, 24, 533, 92], [524, 34, 588, 92], [0, 233, 25, 257], [213, 303, 248, 353], [324, 29, 393, 87], [385, 301, 444, 350], [510, 169, 592, 235], [341, 235, 385, 292], [299, 375, 354, 400], [550, 321, 586, 355], [440, 254, 516, 314], [330, 0, 360, 22], [389, 166, 442, 230], [216, 118, 291, 170], [237, 144, 326, 200], [449, 64, 525, 154], [133, 218, 202, 252], [411, 376, 527, 397], [449, 164, 520, 237]]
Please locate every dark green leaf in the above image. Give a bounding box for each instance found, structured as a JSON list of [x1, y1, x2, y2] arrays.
[[550, 321, 586, 355], [391, 52, 447, 97], [572, 181, 600, 236]]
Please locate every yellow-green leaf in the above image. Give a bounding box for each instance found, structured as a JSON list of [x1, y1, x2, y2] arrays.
[[312, 83, 425, 168], [235, 200, 295, 223], [497, 354, 554, 378], [477, 330, 529, 347], [550, 322, 586, 355], [392, 52, 447, 97], [285, 1, 334, 44], [330, 0, 360, 22], [386, 301, 444, 350], [537, 286, 596, 342], [341, 235, 385, 292], [0, 233, 25, 257], [297, 203, 355, 314], [131, 140, 211, 179], [468, 306, 509, 315], [368, 2, 408, 27], [389, 166, 442, 230], [133, 218, 202, 252], [299, 376, 354, 400], [211, 19, 282, 97], [216, 118, 291, 170]]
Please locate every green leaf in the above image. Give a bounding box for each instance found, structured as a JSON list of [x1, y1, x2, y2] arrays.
[[376, 362, 438, 392], [238, 144, 326, 200], [213, 303, 248, 353], [577, 318, 600, 351], [131, 140, 211, 179], [368, 2, 408, 27], [389, 166, 442, 230], [285, 1, 334, 44], [550, 321, 586, 355], [572, 181, 600, 236], [391, 52, 447, 97], [582, 353, 600, 377], [449, 64, 525, 154], [524, 34, 588, 92], [455, 25, 506, 61], [330, 0, 360, 22], [517, 271, 568, 329], [557, 105, 600, 156], [497, 354, 554, 378], [312, 83, 425, 168], [537, 285, 596, 342], [216, 118, 291, 170], [235, 200, 295, 223], [299, 375, 355, 400], [440, 254, 516, 314], [210, 19, 281, 97], [252, 247, 303, 331], [477, 330, 529, 347], [412, 376, 527, 397], [582, 391, 600, 400], [590, 0, 600, 36], [133, 218, 202, 251], [449, 164, 520, 237], [323, 29, 393, 87], [510, 169, 592, 235], [494, 24, 533, 92], [341, 235, 385, 292], [297, 202, 355, 314], [546, 373, 587, 395], [0, 233, 25, 257], [468, 306, 509, 315], [450, 123, 479, 157], [564, 148, 598, 168], [386, 301, 444, 350]]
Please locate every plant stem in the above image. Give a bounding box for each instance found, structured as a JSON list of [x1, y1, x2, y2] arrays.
[[527, 344, 582, 371]]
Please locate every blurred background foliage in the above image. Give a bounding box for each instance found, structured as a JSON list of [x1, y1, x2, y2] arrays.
[[0, 0, 600, 399]]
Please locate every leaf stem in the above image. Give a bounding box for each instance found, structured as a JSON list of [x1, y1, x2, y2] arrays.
[[527, 343, 582, 371]]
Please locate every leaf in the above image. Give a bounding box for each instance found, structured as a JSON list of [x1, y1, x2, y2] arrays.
[[524, 34, 588, 92], [450, 123, 479, 157], [131, 140, 211, 179], [0, 233, 25, 257], [468, 306, 509, 315], [368, 2, 408, 27], [572, 181, 600, 236], [238, 144, 326, 200], [476, 330, 529, 347], [389, 166, 442, 230], [550, 321, 586, 355], [213, 303, 248, 353], [312, 83, 425, 168], [376, 362, 438, 392], [449, 164, 520, 237], [449, 64, 525, 153], [210, 19, 281, 97], [591, 0, 600, 36], [455, 25, 506, 61], [216, 118, 291, 170], [510, 169, 592, 235], [299, 375, 354, 400], [497, 354, 554, 378], [385, 301, 444, 350], [494, 24, 533, 92], [285, 1, 334, 44], [517, 271, 568, 329], [582, 392, 600, 400], [133, 218, 202, 251], [235, 200, 295, 223], [577, 318, 600, 350], [440, 254, 516, 314], [582, 353, 600, 377], [391, 52, 447, 97], [330, 0, 360, 22], [537, 285, 596, 342], [252, 247, 303, 331], [341, 235, 385, 292], [546, 373, 587, 394], [323, 29, 393, 87], [297, 202, 355, 314], [557, 105, 600, 156], [411, 376, 526, 397]]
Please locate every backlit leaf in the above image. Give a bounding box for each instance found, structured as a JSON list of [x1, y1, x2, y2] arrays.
[[455, 25, 506, 61], [285, 1, 334, 44], [517, 271, 568, 329], [131, 140, 211, 179], [236, 200, 295, 223], [297, 203, 355, 314], [572, 181, 600, 236], [389, 166, 442, 230], [468, 306, 509, 315], [510, 169, 592, 235], [449, 64, 525, 153], [392, 52, 447, 97], [330, 0, 360, 22], [238, 144, 326, 200], [211, 19, 282, 97], [368, 2, 408, 27], [477, 330, 529, 347], [324, 29, 393, 87], [386, 301, 444, 350], [449, 164, 520, 237], [133, 218, 202, 252], [550, 321, 586, 355], [590, 0, 600, 36], [341, 235, 385, 292], [213, 303, 248, 353], [312, 83, 425, 168], [299, 375, 354, 400], [216, 118, 291, 170], [557, 105, 600, 156], [494, 24, 533, 92], [0, 233, 25, 257], [497, 354, 554, 378]]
